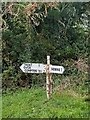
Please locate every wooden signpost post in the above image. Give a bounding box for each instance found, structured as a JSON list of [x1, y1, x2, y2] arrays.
[[46, 56, 51, 99], [20, 56, 65, 99]]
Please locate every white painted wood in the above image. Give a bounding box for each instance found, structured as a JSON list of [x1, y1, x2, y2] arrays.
[[50, 65, 65, 74], [46, 56, 50, 99], [47, 56, 50, 64], [20, 63, 46, 73]]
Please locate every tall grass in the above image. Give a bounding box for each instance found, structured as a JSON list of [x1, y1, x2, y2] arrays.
[[2, 87, 88, 118]]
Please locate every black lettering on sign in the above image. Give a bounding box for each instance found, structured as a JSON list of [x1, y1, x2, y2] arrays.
[[38, 70, 42, 73], [26, 69, 37, 72], [24, 64, 32, 70], [24, 67, 31, 70], [51, 68, 55, 71], [27, 69, 32, 71], [38, 64, 40, 67], [51, 68, 60, 71], [24, 64, 28, 69], [31, 69, 37, 72]]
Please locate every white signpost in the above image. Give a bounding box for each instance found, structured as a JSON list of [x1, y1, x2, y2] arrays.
[[50, 65, 65, 74], [20, 63, 64, 74], [20, 56, 65, 99], [20, 63, 46, 73]]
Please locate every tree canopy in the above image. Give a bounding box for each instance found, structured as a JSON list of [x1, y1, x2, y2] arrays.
[[2, 2, 89, 89]]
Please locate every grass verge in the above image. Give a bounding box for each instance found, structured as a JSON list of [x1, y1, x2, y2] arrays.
[[2, 87, 88, 118]]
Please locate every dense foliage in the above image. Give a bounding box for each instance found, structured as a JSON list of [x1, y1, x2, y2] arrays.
[[2, 2, 89, 90]]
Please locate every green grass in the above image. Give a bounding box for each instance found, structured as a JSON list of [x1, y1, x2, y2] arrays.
[[2, 87, 88, 118]]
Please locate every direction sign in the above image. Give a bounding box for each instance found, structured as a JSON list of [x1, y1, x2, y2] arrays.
[[20, 56, 65, 99], [49, 65, 65, 74], [20, 63, 46, 73]]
